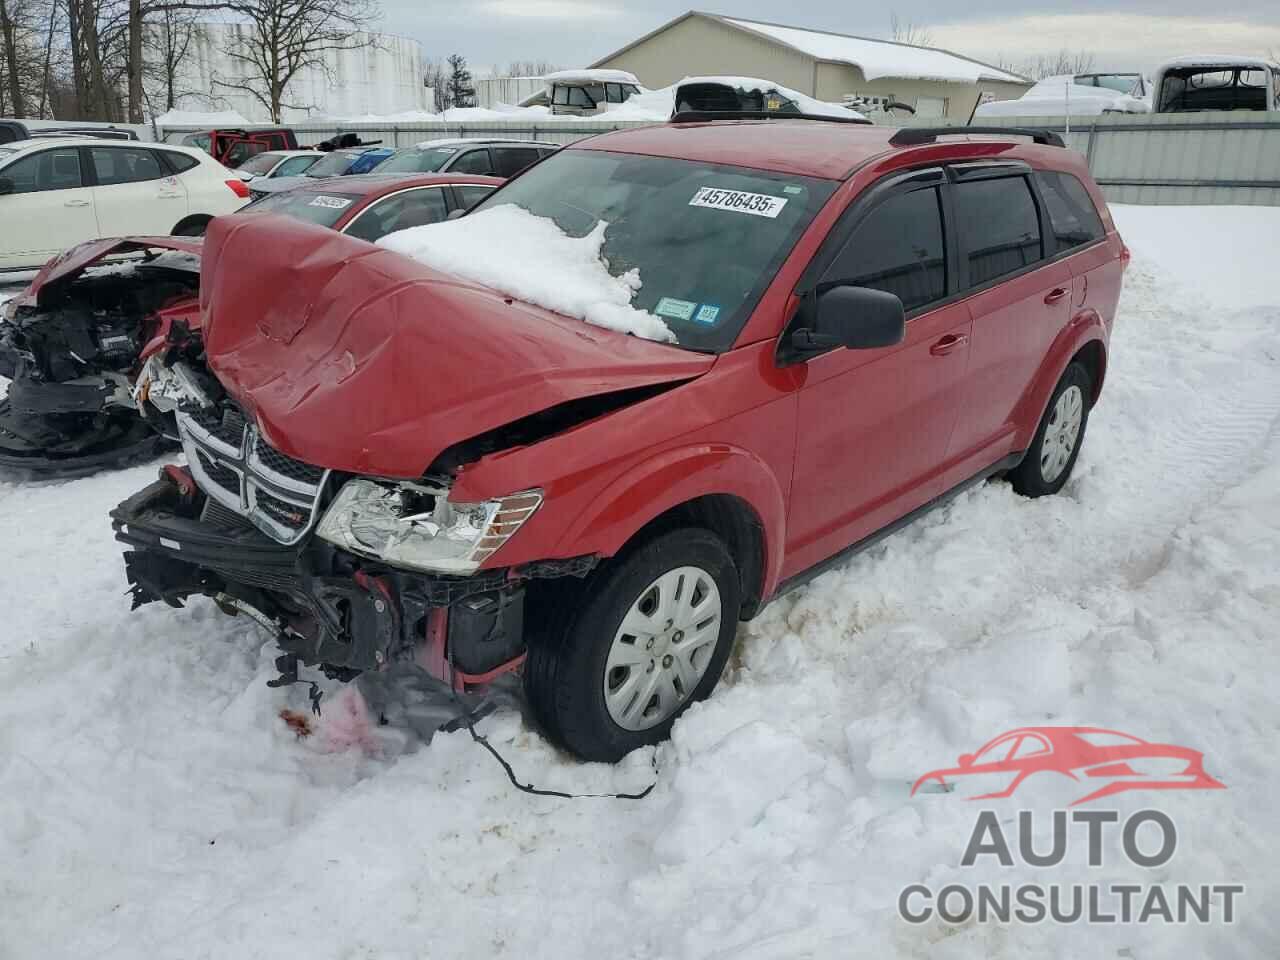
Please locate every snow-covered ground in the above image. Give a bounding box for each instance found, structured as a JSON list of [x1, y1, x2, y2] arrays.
[[2, 207, 1278, 958]]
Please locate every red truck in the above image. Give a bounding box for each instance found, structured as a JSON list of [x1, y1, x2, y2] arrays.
[[113, 92, 1126, 762]]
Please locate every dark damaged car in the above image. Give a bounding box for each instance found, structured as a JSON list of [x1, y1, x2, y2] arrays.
[[111, 106, 1124, 761]]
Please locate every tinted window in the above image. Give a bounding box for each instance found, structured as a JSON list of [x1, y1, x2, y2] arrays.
[[345, 187, 448, 242], [242, 190, 361, 228], [470, 150, 836, 352], [237, 152, 285, 175], [955, 177, 1042, 286], [1, 148, 84, 193], [378, 146, 456, 174], [456, 184, 495, 209], [450, 149, 493, 175], [305, 151, 361, 177], [823, 187, 946, 312], [0, 126, 19, 145], [1035, 171, 1104, 252], [223, 141, 267, 167], [91, 147, 164, 185], [274, 155, 319, 177], [493, 147, 540, 177], [162, 150, 200, 173]]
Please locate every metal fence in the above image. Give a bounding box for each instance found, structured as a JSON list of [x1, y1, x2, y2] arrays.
[[157, 112, 1280, 205]]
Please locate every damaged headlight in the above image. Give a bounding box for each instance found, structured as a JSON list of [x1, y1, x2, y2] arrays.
[[315, 479, 543, 575]]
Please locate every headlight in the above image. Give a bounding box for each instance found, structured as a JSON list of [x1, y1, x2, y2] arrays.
[[315, 479, 543, 575]]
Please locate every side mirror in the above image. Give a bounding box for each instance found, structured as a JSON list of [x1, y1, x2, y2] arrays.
[[791, 285, 905, 355], [0, 177, 13, 196], [958, 753, 975, 768]]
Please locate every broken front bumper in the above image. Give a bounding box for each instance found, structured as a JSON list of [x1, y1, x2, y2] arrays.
[[112, 468, 596, 688]]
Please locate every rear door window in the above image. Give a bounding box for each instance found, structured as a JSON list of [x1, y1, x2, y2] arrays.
[[90, 147, 165, 185], [1034, 171, 1105, 253], [954, 176, 1043, 287], [345, 187, 448, 243], [822, 186, 947, 312], [449, 149, 494, 175], [1, 148, 84, 193], [493, 147, 541, 177]]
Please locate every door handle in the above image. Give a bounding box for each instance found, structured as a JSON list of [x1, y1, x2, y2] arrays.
[[64, 199, 91, 207], [1044, 287, 1069, 304], [930, 334, 968, 356]]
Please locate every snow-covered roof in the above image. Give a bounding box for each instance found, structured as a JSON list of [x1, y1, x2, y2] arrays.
[[709, 15, 1028, 85], [544, 69, 641, 86], [974, 76, 1150, 118], [1155, 54, 1280, 73]]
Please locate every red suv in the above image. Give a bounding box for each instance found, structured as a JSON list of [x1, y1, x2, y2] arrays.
[[113, 105, 1125, 762]]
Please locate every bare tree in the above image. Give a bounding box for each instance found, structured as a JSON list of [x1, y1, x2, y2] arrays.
[[0, 0, 30, 115], [498, 59, 559, 78], [142, 9, 198, 111], [212, 0, 380, 122], [424, 55, 448, 112], [1019, 49, 1096, 81], [889, 12, 933, 48]]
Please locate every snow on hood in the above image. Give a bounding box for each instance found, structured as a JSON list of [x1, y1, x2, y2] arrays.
[[378, 205, 675, 343]]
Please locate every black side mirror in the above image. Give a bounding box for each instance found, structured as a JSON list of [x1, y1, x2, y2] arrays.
[[791, 285, 906, 355], [0, 177, 13, 196]]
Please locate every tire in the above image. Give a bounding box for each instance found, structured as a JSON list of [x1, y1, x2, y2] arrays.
[[1009, 361, 1092, 498], [524, 527, 741, 762], [171, 216, 211, 237]]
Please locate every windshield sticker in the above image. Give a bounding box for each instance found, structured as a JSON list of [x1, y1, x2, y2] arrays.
[[655, 297, 696, 321], [309, 195, 352, 210], [783, 185, 804, 195], [689, 187, 788, 218], [694, 304, 721, 324]]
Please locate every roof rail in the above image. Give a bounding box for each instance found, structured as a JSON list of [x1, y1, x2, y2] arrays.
[[889, 126, 1065, 147], [671, 110, 871, 126]]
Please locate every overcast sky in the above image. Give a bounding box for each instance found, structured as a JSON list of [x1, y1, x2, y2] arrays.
[[380, 1, 1280, 77]]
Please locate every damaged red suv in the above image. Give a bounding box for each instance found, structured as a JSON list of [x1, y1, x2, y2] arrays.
[[112, 100, 1124, 761]]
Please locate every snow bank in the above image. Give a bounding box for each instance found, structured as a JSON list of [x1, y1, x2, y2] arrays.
[[3, 206, 1280, 958], [153, 108, 248, 126], [378, 205, 674, 343]]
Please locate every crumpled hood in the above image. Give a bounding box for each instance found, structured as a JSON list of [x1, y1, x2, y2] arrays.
[[18, 236, 203, 311], [200, 215, 714, 479]]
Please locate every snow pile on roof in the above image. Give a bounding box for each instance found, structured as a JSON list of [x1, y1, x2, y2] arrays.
[[668, 75, 865, 120], [153, 108, 248, 126], [975, 75, 1150, 118], [379, 205, 674, 342], [722, 16, 1026, 84], [1156, 54, 1280, 72], [544, 68, 641, 85]]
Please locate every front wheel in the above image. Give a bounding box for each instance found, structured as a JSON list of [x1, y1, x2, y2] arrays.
[[524, 528, 740, 762], [1010, 362, 1092, 498]]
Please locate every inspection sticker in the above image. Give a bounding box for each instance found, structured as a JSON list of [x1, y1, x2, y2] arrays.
[[694, 304, 721, 324], [689, 187, 788, 218], [309, 195, 352, 210], [655, 297, 696, 321]]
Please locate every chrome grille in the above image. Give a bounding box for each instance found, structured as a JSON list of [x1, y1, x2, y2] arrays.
[[178, 408, 329, 545]]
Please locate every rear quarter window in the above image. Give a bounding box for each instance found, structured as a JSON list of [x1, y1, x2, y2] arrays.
[[161, 151, 201, 174], [954, 176, 1043, 287], [1034, 171, 1105, 252]]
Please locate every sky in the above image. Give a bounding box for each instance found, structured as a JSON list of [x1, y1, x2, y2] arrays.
[[380, 1, 1280, 77]]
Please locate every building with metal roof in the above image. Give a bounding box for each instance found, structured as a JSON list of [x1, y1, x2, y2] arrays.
[[590, 11, 1032, 121]]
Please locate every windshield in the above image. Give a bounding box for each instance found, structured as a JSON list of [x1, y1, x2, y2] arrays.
[[468, 150, 835, 352], [1078, 73, 1141, 95], [242, 189, 361, 228], [238, 152, 285, 175], [377, 146, 456, 174], [305, 151, 360, 177]]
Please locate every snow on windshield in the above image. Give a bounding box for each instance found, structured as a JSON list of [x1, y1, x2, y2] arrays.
[[378, 204, 675, 343]]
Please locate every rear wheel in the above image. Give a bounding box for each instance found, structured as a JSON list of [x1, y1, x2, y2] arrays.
[[1010, 362, 1092, 498], [524, 528, 740, 761]]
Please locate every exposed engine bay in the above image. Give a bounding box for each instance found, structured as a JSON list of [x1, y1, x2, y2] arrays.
[[0, 248, 201, 475]]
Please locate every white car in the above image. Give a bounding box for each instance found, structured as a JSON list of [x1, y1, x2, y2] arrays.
[[234, 149, 323, 183], [0, 137, 250, 272], [974, 74, 1151, 119]]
